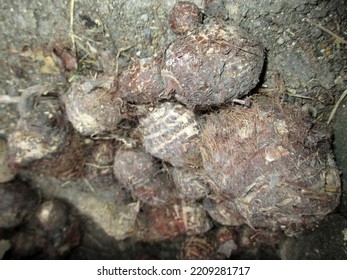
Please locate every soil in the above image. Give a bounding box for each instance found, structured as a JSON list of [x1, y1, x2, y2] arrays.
[[0, 0, 347, 259]]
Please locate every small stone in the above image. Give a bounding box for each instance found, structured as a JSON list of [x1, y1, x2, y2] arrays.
[[140, 14, 149, 22], [277, 37, 285, 45]]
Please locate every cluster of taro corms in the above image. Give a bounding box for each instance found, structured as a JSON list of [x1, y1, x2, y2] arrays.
[[1, 1, 341, 259]]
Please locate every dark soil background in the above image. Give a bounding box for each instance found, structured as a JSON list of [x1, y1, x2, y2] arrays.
[[1, 0, 347, 259]]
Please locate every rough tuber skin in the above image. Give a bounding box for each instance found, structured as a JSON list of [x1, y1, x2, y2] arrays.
[[172, 167, 211, 200], [114, 2, 263, 109], [118, 59, 166, 104], [203, 196, 245, 226], [113, 148, 174, 206], [168, 1, 203, 35], [138, 200, 212, 241], [84, 141, 116, 188], [140, 102, 202, 167], [61, 76, 123, 136], [161, 22, 264, 108], [179, 236, 215, 260], [200, 96, 341, 233]]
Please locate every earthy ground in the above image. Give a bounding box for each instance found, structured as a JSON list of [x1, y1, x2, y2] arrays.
[[0, 0, 347, 259]]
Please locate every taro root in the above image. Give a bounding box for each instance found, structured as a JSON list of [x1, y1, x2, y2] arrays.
[[140, 102, 202, 167], [138, 200, 212, 241], [8, 86, 69, 165], [200, 96, 341, 233], [61, 76, 123, 136], [172, 167, 210, 200], [0, 181, 38, 229], [36, 200, 70, 233], [162, 22, 264, 108], [203, 196, 245, 226], [179, 236, 215, 260], [168, 1, 203, 35], [35, 199, 80, 258], [113, 148, 174, 206], [178, 227, 238, 259], [84, 141, 116, 188], [118, 59, 166, 104], [0, 138, 16, 183], [214, 226, 238, 258]]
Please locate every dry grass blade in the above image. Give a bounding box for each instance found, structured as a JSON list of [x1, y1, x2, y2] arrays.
[[70, 0, 78, 68], [306, 18, 347, 45], [115, 45, 134, 76], [0, 95, 21, 104], [327, 89, 347, 124]]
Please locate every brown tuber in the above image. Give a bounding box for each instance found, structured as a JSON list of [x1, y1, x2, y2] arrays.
[[168, 1, 203, 35], [200, 96, 341, 233], [179, 236, 215, 260], [5, 86, 91, 179], [138, 200, 212, 241], [84, 141, 116, 188], [118, 59, 166, 104], [203, 196, 245, 226], [113, 148, 174, 206], [178, 226, 238, 259], [61, 76, 123, 136], [140, 102, 202, 167], [172, 167, 210, 200], [35, 199, 81, 258], [162, 22, 264, 108]]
